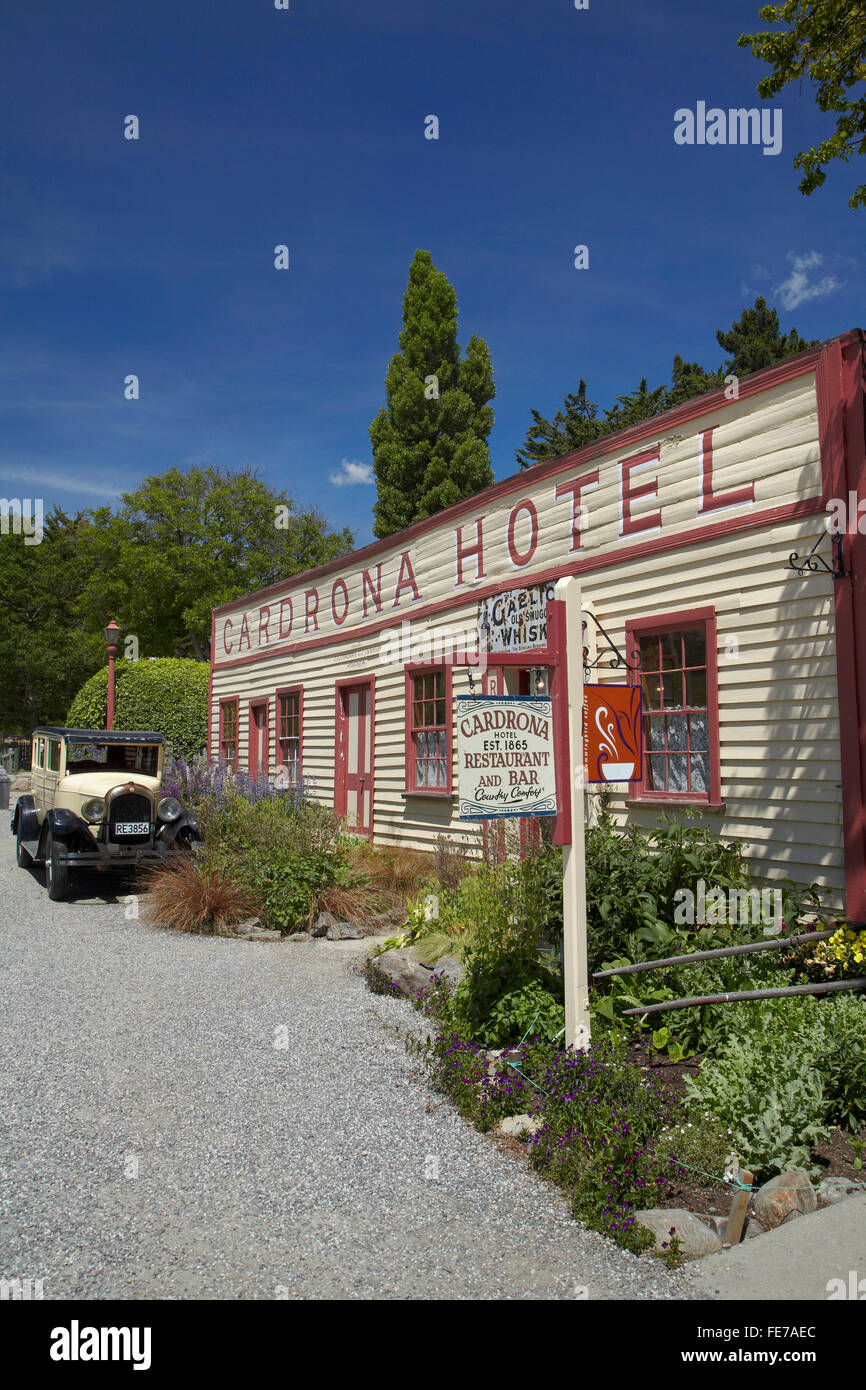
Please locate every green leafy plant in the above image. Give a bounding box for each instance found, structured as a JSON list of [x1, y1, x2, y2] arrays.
[[67, 657, 209, 761], [485, 979, 565, 1047], [684, 994, 866, 1179], [651, 1026, 694, 1064], [197, 795, 347, 931]]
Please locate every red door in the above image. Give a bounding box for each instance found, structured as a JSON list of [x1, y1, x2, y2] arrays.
[[249, 701, 269, 780], [335, 680, 374, 837]]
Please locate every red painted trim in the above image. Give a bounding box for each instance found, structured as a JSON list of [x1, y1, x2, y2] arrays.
[[334, 677, 376, 839], [404, 661, 454, 795], [248, 699, 269, 778], [546, 598, 571, 847], [625, 605, 720, 806], [215, 338, 852, 620], [481, 665, 506, 860], [820, 332, 866, 920], [218, 696, 239, 771], [212, 495, 823, 673], [206, 610, 215, 764], [275, 684, 304, 781]]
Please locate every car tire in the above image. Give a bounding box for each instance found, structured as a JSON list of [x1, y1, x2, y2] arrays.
[[16, 822, 31, 867], [45, 834, 69, 901]]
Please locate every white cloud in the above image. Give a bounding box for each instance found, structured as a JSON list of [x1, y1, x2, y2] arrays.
[[773, 252, 839, 311], [0, 458, 125, 500], [329, 458, 374, 487]]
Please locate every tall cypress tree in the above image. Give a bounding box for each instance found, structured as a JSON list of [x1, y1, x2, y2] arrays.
[[370, 250, 495, 538]]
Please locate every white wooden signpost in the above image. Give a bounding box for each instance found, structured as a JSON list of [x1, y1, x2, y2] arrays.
[[459, 575, 590, 1050], [555, 576, 591, 1051]]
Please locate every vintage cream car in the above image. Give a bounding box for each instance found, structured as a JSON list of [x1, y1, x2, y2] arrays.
[[11, 727, 200, 901]]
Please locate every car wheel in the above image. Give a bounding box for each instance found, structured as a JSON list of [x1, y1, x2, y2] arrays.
[[16, 822, 31, 867], [45, 834, 69, 901]]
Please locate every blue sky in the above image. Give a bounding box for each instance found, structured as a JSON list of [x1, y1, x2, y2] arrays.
[[1, 0, 863, 547]]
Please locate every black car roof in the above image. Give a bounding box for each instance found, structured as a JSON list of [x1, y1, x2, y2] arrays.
[[33, 727, 165, 745]]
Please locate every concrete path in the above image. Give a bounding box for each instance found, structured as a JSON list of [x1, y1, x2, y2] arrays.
[[687, 1195, 866, 1301]]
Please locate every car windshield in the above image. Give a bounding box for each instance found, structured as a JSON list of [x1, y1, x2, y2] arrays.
[[67, 742, 160, 775]]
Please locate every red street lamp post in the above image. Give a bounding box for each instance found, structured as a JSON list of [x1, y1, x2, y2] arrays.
[[104, 620, 121, 730]]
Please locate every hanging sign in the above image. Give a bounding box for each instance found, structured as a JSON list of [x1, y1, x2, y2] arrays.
[[477, 582, 556, 653], [583, 685, 643, 783], [457, 695, 557, 819]]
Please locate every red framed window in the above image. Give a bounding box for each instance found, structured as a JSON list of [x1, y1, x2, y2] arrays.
[[626, 608, 721, 804], [404, 664, 453, 794], [219, 697, 239, 771], [276, 686, 303, 784]]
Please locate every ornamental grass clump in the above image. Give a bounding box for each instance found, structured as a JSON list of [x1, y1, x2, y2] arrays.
[[140, 854, 262, 934]]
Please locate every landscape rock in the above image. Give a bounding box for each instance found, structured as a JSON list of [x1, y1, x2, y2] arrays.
[[286, 931, 312, 942], [497, 1114, 542, 1138], [487, 1047, 525, 1077], [372, 946, 434, 997], [817, 1177, 861, 1207], [312, 911, 337, 938], [326, 920, 364, 941], [249, 928, 282, 942], [634, 1208, 724, 1258], [753, 1171, 817, 1230], [427, 956, 465, 987], [232, 918, 260, 937]]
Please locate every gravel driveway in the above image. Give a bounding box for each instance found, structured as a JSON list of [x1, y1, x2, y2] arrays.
[[0, 822, 699, 1300]]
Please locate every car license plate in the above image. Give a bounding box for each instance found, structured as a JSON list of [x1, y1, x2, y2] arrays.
[[115, 821, 149, 835]]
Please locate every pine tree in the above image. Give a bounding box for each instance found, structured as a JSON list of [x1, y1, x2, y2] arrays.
[[370, 251, 495, 538], [665, 354, 726, 408], [603, 376, 669, 433], [515, 298, 818, 470], [716, 296, 817, 377], [515, 380, 603, 469]]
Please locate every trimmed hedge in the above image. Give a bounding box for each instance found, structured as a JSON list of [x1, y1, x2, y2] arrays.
[[66, 658, 209, 761]]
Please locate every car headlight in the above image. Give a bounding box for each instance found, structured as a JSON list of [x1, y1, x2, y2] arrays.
[[157, 796, 183, 822], [82, 798, 105, 823]]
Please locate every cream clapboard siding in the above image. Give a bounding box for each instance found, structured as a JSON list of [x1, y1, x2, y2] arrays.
[[210, 367, 844, 899]]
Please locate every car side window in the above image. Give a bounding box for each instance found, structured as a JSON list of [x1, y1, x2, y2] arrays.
[[46, 739, 61, 773], [33, 737, 44, 769]]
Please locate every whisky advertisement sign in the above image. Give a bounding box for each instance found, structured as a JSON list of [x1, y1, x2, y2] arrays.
[[477, 582, 556, 654], [457, 696, 557, 819]]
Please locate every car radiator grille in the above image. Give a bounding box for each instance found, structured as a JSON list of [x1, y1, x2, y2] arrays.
[[107, 792, 153, 844]]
